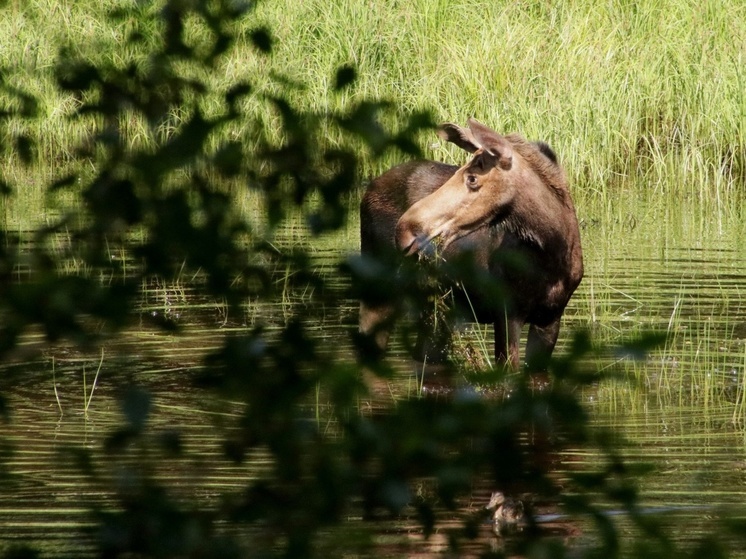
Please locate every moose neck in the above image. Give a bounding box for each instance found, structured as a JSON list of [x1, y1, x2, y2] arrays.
[[500, 156, 577, 261]]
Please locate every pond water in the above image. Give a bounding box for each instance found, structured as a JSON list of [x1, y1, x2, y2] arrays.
[[2, 203, 746, 557]]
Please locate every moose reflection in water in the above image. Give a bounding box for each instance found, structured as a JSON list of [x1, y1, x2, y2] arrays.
[[359, 119, 583, 370], [485, 491, 526, 536]]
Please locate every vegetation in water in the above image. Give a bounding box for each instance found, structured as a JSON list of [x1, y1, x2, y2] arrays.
[[0, 1, 745, 558]]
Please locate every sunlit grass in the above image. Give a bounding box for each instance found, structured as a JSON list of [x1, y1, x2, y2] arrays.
[[1, 0, 744, 230]]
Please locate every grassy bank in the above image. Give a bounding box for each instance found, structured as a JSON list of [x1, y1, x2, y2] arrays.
[[0, 0, 744, 230]]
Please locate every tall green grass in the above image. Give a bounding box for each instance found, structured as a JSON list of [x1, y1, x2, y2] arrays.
[[1, 0, 744, 231], [255, 0, 746, 215]]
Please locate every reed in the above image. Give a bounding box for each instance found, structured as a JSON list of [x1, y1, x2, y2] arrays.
[[83, 347, 104, 418], [52, 356, 62, 415]]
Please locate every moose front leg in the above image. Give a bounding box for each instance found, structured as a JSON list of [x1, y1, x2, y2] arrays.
[[525, 318, 561, 371], [494, 317, 523, 369], [358, 302, 394, 356]]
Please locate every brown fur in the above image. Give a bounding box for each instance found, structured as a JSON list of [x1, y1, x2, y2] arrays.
[[505, 134, 571, 206]]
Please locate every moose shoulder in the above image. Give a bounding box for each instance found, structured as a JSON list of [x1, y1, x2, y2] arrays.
[[359, 118, 583, 370]]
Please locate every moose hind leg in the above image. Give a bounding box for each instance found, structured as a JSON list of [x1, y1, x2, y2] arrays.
[[525, 318, 561, 371]]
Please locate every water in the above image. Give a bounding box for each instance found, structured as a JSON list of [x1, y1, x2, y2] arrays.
[[2, 210, 746, 557]]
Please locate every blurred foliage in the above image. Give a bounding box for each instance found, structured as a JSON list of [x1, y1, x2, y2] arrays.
[[0, 1, 741, 558]]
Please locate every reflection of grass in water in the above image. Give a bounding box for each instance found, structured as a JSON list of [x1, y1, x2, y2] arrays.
[[733, 344, 746, 424], [540, 194, 746, 417], [579, 236, 746, 413]]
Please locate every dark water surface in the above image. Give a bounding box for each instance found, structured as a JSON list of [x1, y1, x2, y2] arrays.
[[2, 220, 746, 556]]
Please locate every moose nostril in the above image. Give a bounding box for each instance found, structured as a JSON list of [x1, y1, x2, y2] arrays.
[[395, 221, 418, 254], [397, 230, 417, 254]]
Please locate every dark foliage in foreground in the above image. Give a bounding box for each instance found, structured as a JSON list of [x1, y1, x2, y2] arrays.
[[0, 2, 739, 558]]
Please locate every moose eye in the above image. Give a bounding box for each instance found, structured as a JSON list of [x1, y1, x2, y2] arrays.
[[465, 174, 480, 191]]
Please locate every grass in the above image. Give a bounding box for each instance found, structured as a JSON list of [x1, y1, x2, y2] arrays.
[[255, 0, 745, 210], [0, 0, 744, 230]]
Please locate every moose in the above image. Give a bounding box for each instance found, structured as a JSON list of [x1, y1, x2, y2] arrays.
[[359, 118, 583, 370]]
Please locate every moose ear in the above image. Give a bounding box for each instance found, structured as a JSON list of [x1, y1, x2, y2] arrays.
[[437, 122, 481, 153], [467, 118, 513, 170]]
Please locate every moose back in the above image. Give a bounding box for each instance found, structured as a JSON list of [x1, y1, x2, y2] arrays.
[[359, 119, 583, 369]]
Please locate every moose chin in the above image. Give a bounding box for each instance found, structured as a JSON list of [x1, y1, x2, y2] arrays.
[[358, 118, 583, 371]]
